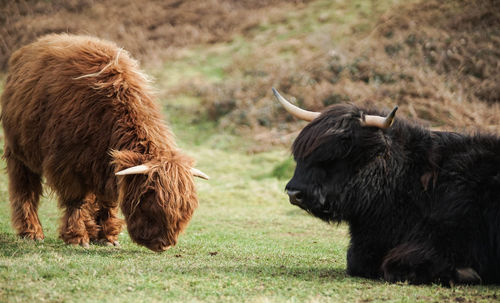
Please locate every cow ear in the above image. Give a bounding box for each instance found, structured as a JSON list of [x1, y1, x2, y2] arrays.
[[111, 150, 150, 175]]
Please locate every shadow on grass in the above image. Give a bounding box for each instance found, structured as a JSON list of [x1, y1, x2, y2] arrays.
[[216, 264, 349, 281], [160, 265, 351, 285], [0, 232, 145, 257], [0, 233, 352, 283]]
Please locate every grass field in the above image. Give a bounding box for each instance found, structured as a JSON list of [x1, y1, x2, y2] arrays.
[[1, 96, 499, 303], [1, 0, 499, 302], [1, 124, 499, 303]]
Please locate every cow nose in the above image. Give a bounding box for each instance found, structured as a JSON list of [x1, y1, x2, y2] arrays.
[[287, 190, 304, 206], [149, 241, 172, 252]]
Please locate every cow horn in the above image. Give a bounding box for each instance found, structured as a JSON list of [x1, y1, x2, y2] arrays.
[[272, 88, 320, 122], [115, 164, 150, 175], [362, 106, 398, 129], [116, 164, 209, 179], [191, 168, 210, 180]]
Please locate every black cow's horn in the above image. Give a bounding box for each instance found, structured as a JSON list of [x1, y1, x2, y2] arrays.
[[362, 106, 398, 129], [272, 88, 320, 122]]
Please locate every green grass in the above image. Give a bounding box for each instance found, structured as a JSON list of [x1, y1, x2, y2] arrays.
[[1, 104, 499, 303], [1, 126, 499, 302], [156, 46, 233, 89], [152, 0, 405, 95], [2, 0, 500, 302]]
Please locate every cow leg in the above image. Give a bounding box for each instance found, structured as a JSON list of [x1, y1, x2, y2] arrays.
[[81, 194, 100, 243], [92, 197, 123, 246], [381, 242, 444, 284], [59, 197, 91, 247], [97, 205, 123, 246], [6, 155, 44, 241], [382, 243, 482, 285], [382, 214, 483, 286], [346, 242, 384, 279], [381, 242, 481, 285]]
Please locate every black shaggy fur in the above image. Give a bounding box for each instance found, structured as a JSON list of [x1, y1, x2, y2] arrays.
[[286, 104, 500, 285]]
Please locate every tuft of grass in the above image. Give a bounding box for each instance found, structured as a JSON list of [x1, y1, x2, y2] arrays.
[[271, 157, 296, 180], [155, 46, 236, 90]]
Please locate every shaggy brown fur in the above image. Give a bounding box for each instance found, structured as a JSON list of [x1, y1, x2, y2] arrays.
[[1, 34, 199, 251]]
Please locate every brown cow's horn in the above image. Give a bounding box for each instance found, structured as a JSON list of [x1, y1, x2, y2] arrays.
[[116, 164, 208, 179], [191, 168, 209, 180], [115, 164, 149, 175], [362, 106, 398, 129], [272, 88, 320, 122]]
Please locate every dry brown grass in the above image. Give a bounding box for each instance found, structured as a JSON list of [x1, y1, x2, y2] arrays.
[[0, 0, 310, 70], [191, 0, 499, 144], [1, 0, 498, 147]]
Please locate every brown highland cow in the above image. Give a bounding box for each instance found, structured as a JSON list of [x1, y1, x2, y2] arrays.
[[1, 34, 208, 252]]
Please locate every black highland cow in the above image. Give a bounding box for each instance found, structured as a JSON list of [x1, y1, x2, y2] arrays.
[[273, 88, 500, 285]]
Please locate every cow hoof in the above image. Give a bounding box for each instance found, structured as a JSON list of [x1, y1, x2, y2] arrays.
[[384, 271, 417, 284], [20, 232, 45, 241], [456, 268, 481, 284], [104, 240, 120, 247], [80, 242, 90, 249], [91, 239, 119, 247]]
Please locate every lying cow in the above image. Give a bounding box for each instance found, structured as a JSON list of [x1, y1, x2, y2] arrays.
[[273, 88, 500, 285]]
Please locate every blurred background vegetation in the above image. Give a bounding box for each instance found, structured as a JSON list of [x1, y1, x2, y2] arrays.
[[1, 0, 498, 151]]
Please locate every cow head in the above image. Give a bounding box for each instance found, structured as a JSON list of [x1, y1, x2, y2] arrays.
[[112, 150, 208, 252], [273, 88, 397, 222]]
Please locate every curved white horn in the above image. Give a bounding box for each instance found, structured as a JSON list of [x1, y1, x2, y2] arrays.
[[362, 106, 398, 129], [272, 88, 320, 122], [115, 164, 150, 175], [191, 168, 209, 180]]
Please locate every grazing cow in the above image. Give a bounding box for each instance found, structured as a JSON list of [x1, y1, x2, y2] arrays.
[[272, 88, 500, 285], [1, 34, 208, 252]]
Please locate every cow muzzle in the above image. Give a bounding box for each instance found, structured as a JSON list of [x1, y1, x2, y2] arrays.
[[287, 190, 304, 206]]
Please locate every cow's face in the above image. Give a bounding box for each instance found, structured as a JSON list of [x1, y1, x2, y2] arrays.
[[285, 104, 390, 221], [114, 151, 198, 252]]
